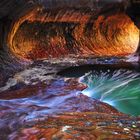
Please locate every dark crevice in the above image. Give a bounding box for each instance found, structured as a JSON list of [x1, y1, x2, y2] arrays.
[[57, 63, 140, 78]]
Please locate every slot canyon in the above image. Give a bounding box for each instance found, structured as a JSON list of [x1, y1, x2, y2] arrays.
[[0, 0, 140, 139]]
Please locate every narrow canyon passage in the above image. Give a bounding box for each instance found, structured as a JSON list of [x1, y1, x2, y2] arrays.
[[0, 0, 140, 139]]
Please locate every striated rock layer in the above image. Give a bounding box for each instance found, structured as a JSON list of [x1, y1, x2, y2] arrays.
[[12, 11, 139, 60], [0, 0, 139, 60]]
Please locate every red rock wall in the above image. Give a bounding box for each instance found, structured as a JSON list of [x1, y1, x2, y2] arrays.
[[10, 8, 139, 60]]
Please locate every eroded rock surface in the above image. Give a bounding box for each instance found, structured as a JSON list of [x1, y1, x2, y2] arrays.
[[0, 1, 140, 140]]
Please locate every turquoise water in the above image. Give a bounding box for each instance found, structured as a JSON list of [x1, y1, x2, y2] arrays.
[[81, 69, 140, 116]]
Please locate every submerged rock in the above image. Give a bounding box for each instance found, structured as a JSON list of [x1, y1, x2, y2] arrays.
[[9, 112, 140, 140]]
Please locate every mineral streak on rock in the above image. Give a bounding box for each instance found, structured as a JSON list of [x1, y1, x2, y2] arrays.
[[0, 0, 138, 60], [10, 7, 139, 60]]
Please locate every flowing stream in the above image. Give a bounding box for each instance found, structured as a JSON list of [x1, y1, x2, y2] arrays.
[[81, 68, 140, 116]]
